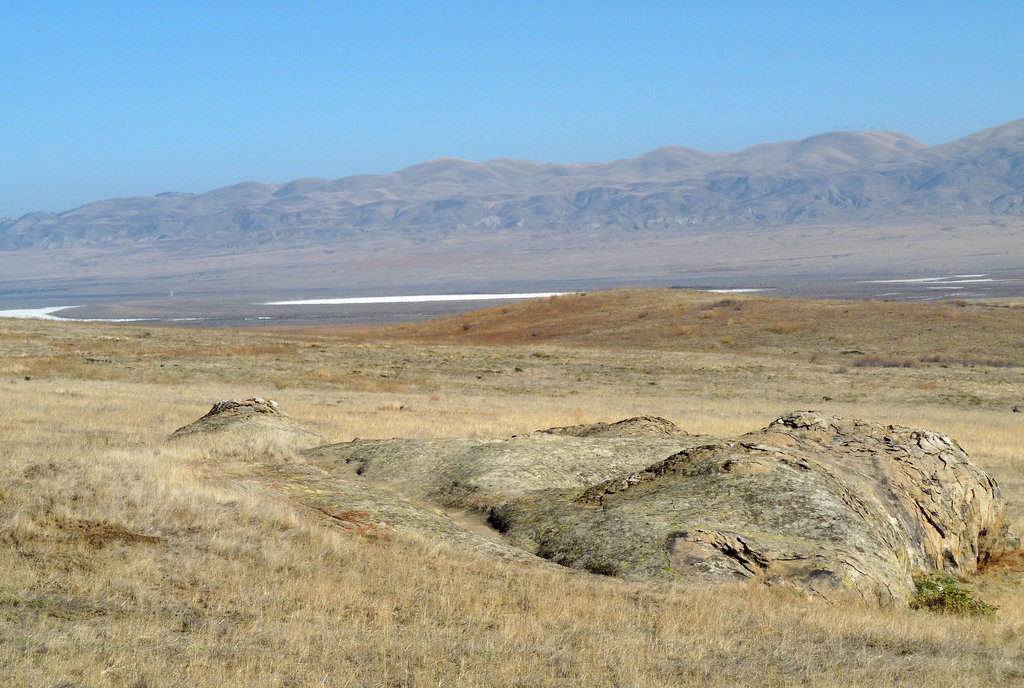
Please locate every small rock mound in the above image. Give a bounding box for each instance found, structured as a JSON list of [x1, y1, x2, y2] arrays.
[[170, 397, 314, 443], [538, 415, 685, 438]]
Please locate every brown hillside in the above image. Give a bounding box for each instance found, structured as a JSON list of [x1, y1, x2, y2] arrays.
[[340, 288, 1024, 365]]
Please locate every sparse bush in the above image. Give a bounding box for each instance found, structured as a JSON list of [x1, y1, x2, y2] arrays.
[[700, 298, 741, 311], [910, 571, 997, 616], [919, 355, 1019, 368], [852, 356, 914, 368], [766, 321, 805, 334]]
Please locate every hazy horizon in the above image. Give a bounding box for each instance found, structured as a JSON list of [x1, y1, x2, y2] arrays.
[[3, 1, 1023, 218]]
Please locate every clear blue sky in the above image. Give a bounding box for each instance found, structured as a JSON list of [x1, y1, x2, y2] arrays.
[[2, 0, 1022, 218]]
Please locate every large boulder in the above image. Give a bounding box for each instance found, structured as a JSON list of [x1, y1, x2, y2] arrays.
[[307, 411, 1010, 605], [491, 411, 1010, 604]]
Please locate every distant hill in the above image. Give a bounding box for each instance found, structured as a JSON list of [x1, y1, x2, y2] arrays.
[[347, 288, 1024, 362], [3, 120, 1024, 252], [2, 120, 1024, 302]]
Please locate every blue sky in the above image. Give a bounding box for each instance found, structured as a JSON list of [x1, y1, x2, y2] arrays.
[[2, 1, 1022, 218]]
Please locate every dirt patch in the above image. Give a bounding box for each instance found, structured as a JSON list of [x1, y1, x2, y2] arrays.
[[60, 519, 163, 548]]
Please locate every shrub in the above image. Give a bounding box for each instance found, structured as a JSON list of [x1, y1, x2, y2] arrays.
[[699, 298, 741, 311], [910, 571, 996, 616], [852, 356, 914, 368], [919, 355, 1019, 368], [766, 322, 805, 334]]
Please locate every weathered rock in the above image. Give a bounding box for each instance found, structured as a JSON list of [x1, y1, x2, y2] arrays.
[[490, 411, 1010, 604], [170, 397, 316, 443], [301, 424, 709, 568], [304, 430, 711, 508], [536, 415, 686, 438], [257, 462, 546, 565], [752, 412, 1008, 575], [307, 411, 1010, 605]]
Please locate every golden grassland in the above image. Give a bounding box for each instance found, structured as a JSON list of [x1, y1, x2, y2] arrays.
[[2, 289, 1024, 687]]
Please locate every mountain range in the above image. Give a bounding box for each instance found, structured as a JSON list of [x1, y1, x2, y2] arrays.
[[3, 120, 1024, 302], [6, 119, 1024, 251]]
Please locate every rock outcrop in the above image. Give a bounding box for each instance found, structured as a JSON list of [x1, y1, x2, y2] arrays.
[[304, 416, 710, 509], [170, 397, 316, 444], [491, 411, 1009, 604], [307, 411, 1010, 605], [536, 415, 687, 438]]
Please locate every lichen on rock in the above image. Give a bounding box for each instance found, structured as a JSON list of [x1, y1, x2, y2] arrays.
[[536, 415, 686, 438], [308, 410, 1011, 605], [170, 397, 315, 445], [490, 411, 1011, 604]]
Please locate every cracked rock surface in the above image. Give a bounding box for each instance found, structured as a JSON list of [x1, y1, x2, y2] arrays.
[[307, 411, 1010, 605], [491, 411, 1010, 604]]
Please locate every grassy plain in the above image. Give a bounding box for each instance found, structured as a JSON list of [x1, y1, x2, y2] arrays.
[[2, 289, 1023, 687]]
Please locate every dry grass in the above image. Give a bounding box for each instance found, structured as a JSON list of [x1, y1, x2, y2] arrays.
[[337, 288, 1024, 365], [2, 290, 1024, 686]]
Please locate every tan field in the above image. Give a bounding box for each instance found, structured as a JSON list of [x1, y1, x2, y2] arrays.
[[2, 289, 1024, 687]]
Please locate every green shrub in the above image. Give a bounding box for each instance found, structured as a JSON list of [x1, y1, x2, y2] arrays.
[[910, 571, 997, 616]]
